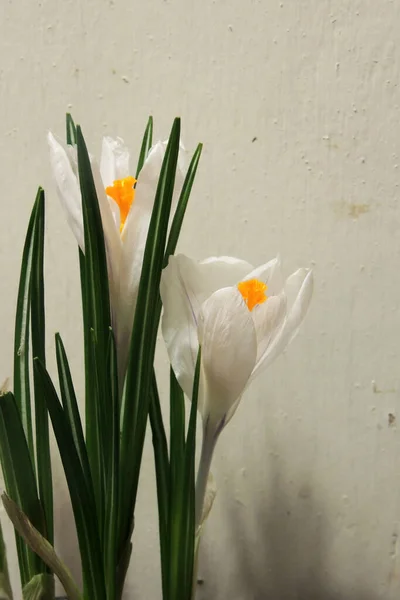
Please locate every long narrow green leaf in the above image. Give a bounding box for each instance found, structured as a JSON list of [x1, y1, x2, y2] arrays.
[[118, 118, 181, 553], [76, 125, 111, 526], [148, 373, 169, 599], [55, 334, 92, 488], [167, 368, 185, 597], [182, 349, 201, 597], [167, 350, 200, 600], [135, 116, 153, 178], [0, 401, 28, 585], [31, 189, 53, 546], [0, 393, 44, 580], [66, 116, 95, 539], [88, 330, 106, 533], [116, 542, 131, 600], [0, 518, 13, 600], [66, 114, 77, 146], [2, 494, 81, 600], [164, 143, 202, 264], [104, 330, 119, 600], [147, 141, 202, 600], [169, 367, 185, 481], [14, 193, 40, 464], [34, 360, 106, 600]]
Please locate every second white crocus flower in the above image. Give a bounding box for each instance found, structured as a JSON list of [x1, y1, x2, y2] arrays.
[[160, 254, 313, 525], [48, 133, 188, 382]]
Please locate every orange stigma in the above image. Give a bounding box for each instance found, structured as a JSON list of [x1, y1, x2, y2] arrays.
[[105, 176, 136, 232], [237, 278, 268, 311]]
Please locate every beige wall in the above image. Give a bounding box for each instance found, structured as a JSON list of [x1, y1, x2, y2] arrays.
[[1, 0, 400, 598]]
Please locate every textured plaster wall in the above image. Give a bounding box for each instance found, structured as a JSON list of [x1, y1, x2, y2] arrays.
[[1, 0, 400, 598]]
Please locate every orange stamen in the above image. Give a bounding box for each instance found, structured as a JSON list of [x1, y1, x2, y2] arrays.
[[105, 176, 136, 232], [237, 278, 268, 311]]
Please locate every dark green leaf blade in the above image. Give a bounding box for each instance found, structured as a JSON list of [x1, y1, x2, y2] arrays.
[[164, 142, 202, 264], [182, 348, 201, 597], [135, 116, 153, 178], [34, 359, 106, 600], [104, 329, 119, 600], [66, 113, 77, 146], [148, 372, 169, 599], [31, 189, 53, 547], [0, 392, 45, 580], [118, 117, 181, 553], [76, 125, 111, 524], [14, 193, 41, 464], [55, 334, 92, 488]]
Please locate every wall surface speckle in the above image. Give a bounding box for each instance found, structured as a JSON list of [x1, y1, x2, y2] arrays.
[[1, 0, 400, 598]]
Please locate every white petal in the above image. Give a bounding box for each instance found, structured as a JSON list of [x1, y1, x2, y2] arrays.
[[108, 197, 121, 231], [48, 132, 84, 250], [252, 291, 287, 366], [244, 256, 284, 295], [161, 254, 254, 403], [198, 287, 257, 427], [172, 254, 253, 318], [251, 268, 313, 378], [100, 136, 130, 187], [161, 257, 200, 400]]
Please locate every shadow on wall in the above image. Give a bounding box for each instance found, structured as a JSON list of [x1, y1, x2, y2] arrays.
[[197, 462, 377, 600]]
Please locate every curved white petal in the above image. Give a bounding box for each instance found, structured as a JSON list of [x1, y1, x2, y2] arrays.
[[198, 287, 257, 427], [161, 257, 200, 400], [173, 254, 253, 318], [251, 268, 313, 379], [252, 291, 287, 366], [48, 132, 84, 250], [244, 256, 284, 295], [108, 197, 121, 231], [100, 136, 130, 187]]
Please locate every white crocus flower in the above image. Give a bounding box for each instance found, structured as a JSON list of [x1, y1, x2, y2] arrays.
[[160, 254, 313, 525], [48, 133, 188, 383]]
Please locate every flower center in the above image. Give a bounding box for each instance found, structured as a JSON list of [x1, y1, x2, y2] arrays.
[[105, 176, 136, 232], [237, 278, 268, 311]]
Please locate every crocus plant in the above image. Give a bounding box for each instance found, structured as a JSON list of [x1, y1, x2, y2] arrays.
[[0, 114, 312, 600]]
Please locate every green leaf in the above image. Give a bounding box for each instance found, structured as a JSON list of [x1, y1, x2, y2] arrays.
[[118, 117, 181, 554], [104, 330, 119, 600], [66, 114, 77, 145], [169, 367, 185, 485], [55, 334, 92, 489], [182, 348, 201, 596], [0, 392, 44, 580], [0, 518, 14, 600], [76, 125, 111, 524], [148, 373, 169, 599], [167, 367, 186, 596], [31, 189, 53, 546], [116, 542, 131, 600], [146, 141, 202, 600], [14, 193, 41, 464], [167, 349, 201, 600], [33, 360, 106, 600], [135, 116, 153, 178], [0, 392, 29, 585], [164, 143, 202, 264], [2, 495, 81, 600]]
